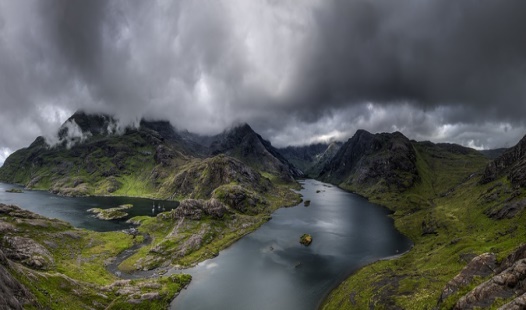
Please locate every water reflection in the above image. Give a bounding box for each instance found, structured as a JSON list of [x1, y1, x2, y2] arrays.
[[0, 182, 178, 232], [171, 179, 412, 310]]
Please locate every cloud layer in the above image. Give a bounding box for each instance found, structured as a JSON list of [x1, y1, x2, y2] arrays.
[[1, 0, 526, 163]]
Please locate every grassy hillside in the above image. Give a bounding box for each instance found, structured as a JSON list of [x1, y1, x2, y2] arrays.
[[321, 141, 526, 309], [0, 204, 191, 309]]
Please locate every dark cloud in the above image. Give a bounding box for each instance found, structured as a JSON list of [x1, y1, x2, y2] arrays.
[[284, 0, 526, 122], [1, 0, 526, 164]]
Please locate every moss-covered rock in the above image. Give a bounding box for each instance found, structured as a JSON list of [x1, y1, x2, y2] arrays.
[[5, 188, 23, 193], [88, 204, 133, 220], [300, 234, 312, 246]]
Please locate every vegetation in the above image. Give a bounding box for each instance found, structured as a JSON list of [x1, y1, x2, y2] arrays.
[[87, 204, 133, 220], [5, 188, 23, 193], [119, 184, 301, 271], [321, 142, 526, 309], [300, 233, 312, 246], [0, 204, 190, 309]]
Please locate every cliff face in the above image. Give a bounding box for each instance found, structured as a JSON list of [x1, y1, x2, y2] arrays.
[[319, 130, 419, 193], [481, 134, 526, 187], [0, 248, 37, 310], [437, 245, 526, 309]]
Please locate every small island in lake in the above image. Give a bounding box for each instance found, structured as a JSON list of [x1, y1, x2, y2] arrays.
[[5, 188, 23, 193], [304, 200, 311, 207], [300, 233, 312, 246], [88, 204, 133, 220]]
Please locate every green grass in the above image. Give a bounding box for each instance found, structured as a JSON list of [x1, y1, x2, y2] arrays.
[[1, 207, 190, 309], [321, 145, 526, 309]]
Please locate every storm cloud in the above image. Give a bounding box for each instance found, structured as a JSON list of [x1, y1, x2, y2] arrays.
[[1, 0, 526, 163]]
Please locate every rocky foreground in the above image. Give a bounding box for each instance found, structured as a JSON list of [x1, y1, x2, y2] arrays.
[[0, 203, 191, 309]]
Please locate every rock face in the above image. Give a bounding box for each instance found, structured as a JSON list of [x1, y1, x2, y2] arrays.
[[443, 244, 526, 309], [439, 253, 497, 302], [319, 130, 419, 193], [209, 123, 303, 182], [0, 249, 37, 310], [212, 184, 268, 215], [167, 155, 273, 200], [481, 134, 526, 186], [2, 236, 55, 270], [172, 198, 229, 220]]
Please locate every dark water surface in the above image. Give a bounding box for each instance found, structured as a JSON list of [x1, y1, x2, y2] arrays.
[[171, 179, 412, 310], [0, 182, 178, 231]]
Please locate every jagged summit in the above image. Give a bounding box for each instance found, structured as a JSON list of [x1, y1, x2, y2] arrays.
[[209, 122, 303, 181], [0, 111, 302, 197], [319, 129, 419, 193]]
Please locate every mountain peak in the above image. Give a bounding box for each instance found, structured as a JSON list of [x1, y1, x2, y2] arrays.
[[319, 130, 418, 193]]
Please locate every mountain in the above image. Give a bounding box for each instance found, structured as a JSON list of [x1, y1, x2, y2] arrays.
[[481, 135, 526, 187], [0, 112, 299, 198], [319, 130, 419, 194], [479, 148, 507, 159], [278, 141, 342, 177], [322, 133, 526, 309], [0, 112, 304, 308], [208, 123, 303, 182]]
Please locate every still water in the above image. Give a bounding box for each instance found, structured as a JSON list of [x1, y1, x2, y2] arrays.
[[171, 179, 412, 310], [0, 180, 411, 309], [0, 182, 178, 231]]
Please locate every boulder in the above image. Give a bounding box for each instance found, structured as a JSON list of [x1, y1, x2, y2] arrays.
[[173, 199, 228, 220], [439, 253, 496, 302], [300, 234, 313, 246], [2, 236, 54, 270]]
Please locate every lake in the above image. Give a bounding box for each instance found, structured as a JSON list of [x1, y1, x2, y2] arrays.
[[0, 182, 178, 231], [170, 179, 412, 310], [0, 179, 411, 309]]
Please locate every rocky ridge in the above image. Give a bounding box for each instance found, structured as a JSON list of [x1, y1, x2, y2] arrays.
[[319, 130, 419, 193]]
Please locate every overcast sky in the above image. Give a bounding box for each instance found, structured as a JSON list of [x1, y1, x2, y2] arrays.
[[1, 0, 526, 164]]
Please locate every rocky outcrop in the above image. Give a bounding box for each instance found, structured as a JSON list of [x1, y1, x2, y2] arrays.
[[171, 198, 229, 220], [167, 155, 272, 199], [445, 244, 526, 309], [319, 130, 419, 193], [486, 199, 526, 220], [2, 236, 55, 270], [481, 134, 526, 186], [0, 249, 37, 309], [439, 253, 496, 302], [454, 258, 526, 309], [88, 204, 133, 220], [300, 234, 313, 246], [212, 184, 268, 215]]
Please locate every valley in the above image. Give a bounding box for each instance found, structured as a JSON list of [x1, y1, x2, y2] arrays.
[[1, 111, 526, 309]]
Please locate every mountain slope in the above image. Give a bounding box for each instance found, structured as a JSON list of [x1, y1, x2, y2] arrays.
[[279, 141, 342, 177], [209, 123, 303, 182], [322, 134, 526, 309], [0, 112, 300, 199], [0, 112, 193, 197], [319, 130, 419, 194], [481, 135, 526, 187]]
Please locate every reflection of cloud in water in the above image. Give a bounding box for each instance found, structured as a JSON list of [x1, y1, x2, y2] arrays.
[[260, 243, 282, 254], [205, 262, 218, 270]]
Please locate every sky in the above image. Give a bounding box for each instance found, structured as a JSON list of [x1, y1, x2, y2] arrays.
[[1, 0, 526, 164]]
